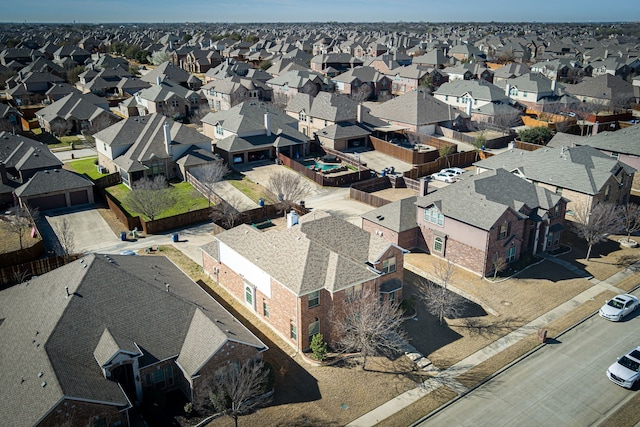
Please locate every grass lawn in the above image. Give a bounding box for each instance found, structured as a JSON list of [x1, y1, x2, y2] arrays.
[[66, 157, 106, 180], [105, 181, 209, 221], [228, 174, 277, 204], [46, 135, 82, 149]]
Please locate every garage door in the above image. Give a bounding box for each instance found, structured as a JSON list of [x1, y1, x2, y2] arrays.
[[69, 190, 89, 206], [28, 194, 66, 211]]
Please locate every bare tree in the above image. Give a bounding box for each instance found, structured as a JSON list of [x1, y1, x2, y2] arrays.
[[208, 358, 272, 427], [191, 162, 229, 207], [53, 217, 75, 260], [335, 287, 408, 370], [266, 170, 310, 214], [150, 51, 172, 65], [125, 176, 176, 221], [189, 106, 213, 127], [351, 83, 372, 103], [620, 203, 640, 245], [572, 202, 623, 261], [6, 205, 39, 250], [420, 258, 465, 323], [210, 197, 243, 229], [269, 92, 290, 112], [491, 252, 509, 280], [49, 120, 72, 138]]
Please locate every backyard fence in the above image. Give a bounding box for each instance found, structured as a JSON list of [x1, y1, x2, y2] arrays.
[[0, 254, 81, 289], [349, 177, 393, 208], [404, 150, 487, 180]]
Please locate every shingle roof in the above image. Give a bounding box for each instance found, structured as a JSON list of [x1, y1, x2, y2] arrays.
[[361, 196, 419, 234], [204, 212, 396, 296], [15, 168, 93, 197], [0, 254, 265, 426], [569, 124, 640, 156], [434, 79, 507, 102], [370, 89, 462, 126], [0, 132, 63, 173], [474, 145, 635, 195]]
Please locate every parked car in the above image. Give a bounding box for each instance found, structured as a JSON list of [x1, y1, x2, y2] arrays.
[[607, 346, 640, 388], [599, 294, 638, 321], [440, 167, 466, 177], [431, 172, 455, 183]]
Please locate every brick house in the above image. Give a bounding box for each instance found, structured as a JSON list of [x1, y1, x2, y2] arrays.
[[201, 212, 406, 352], [0, 254, 266, 426], [474, 145, 635, 219]]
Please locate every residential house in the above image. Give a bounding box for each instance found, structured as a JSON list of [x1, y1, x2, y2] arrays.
[[0, 103, 22, 132], [95, 113, 214, 187], [5, 71, 65, 106], [132, 77, 205, 120], [412, 48, 449, 69], [0, 131, 63, 206], [548, 125, 640, 188], [447, 43, 485, 62], [0, 254, 266, 426], [35, 92, 119, 135], [266, 70, 324, 105], [368, 89, 464, 134], [492, 63, 531, 83], [202, 102, 310, 165], [386, 64, 429, 96], [562, 74, 635, 108], [415, 168, 566, 276], [201, 211, 405, 352], [433, 79, 513, 122], [15, 168, 94, 211], [141, 61, 202, 90], [494, 73, 557, 108], [361, 196, 420, 250], [285, 91, 359, 137], [474, 144, 635, 218], [202, 78, 251, 111], [331, 66, 392, 101], [310, 53, 363, 74], [530, 58, 584, 82]]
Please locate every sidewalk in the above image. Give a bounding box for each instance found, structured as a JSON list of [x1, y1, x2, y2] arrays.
[[347, 260, 640, 427]]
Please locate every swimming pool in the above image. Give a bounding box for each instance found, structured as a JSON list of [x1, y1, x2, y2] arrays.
[[301, 160, 342, 171]]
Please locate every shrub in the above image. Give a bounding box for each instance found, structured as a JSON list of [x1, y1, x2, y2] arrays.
[[310, 333, 328, 361]]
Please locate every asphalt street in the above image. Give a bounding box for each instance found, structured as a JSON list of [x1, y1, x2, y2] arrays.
[[416, 291, 640, 427]]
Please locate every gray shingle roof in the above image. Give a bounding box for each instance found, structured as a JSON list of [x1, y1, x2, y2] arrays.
[[15, 168, 93, 197], [204, 212, 395, 296], [370, 89, 462, 126], [361, 196, 419, 234], [569, 124, 640, 156], [474, 145, 635, 195], [415, 168, 562, 230], [0, 132, 63, 173], [434, 79, 508, 102], [0, 254, 265, 426]]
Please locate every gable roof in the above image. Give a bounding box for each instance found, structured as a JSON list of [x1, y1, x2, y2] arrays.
[[556, 125, 640, 157], [474, 145, 635, 194], [0, 132, 63, 172], [361, 196, 419, 234], [203, 212, 397, 296], [415, 168, 562, 231], [15, 168, 93, 197], [369, 89, 463, 126], [35, 92, 114, 123], [0, 254, 265, 426]]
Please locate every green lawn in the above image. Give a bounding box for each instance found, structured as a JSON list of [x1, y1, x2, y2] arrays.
[[47, 135, 82, 149], [228, 175, 276, 204], [67, 157, 106, 180], [105, 181, 209, 221]]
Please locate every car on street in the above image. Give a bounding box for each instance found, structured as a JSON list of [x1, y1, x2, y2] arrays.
[[431, 171, 455, 183], [607, 346, 640, 388], [599, 294, 639, 321]]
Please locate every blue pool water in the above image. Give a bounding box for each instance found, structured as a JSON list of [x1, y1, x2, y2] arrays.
[[301, 160, 341, 171]]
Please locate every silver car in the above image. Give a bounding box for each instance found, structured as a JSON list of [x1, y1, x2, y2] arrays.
[[599, 294, 638, 321], [607, 346, 640, 388]]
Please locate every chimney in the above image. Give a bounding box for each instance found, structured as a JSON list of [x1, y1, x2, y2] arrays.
[[604, 49, 608, 58], [466, 97, 472, 116], [163, 121, 172, 156], [505, 83, 511, 97], [264, 112, 271, 137], [169, 41, 173, 50], [156, 75, 162, 86], [419, 177, 429, 196], [551, 79, 557, 94], [356, 104, 363, 124], [0, 162, 8, 185]]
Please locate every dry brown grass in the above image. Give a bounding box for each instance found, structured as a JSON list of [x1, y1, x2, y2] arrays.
[[599, 393, 640, 427], [375, 386, 458, 427], [0, 217, 41, 254]]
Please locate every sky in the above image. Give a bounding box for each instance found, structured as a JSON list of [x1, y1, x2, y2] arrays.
[[2, 0, 639, 24]]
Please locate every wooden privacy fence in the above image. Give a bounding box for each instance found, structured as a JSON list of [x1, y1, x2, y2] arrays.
[[350, 177, 393, 208], [277, 153, 369, 187], [0, 254, 81, 289], [0, 240, 45, 270], [369, 136, 452, 164], [404, 150, 487, 180], [515, 140, 544, 151], [104, 190, 142, 231]]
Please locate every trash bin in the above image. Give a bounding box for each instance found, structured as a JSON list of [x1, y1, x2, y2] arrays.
[[172, 233, 179, 242], [258, 198, 264, 207], [120, 231, 127, 241], [381, 169, 386, 177]]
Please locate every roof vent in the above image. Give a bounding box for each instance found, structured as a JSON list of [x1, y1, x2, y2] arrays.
[[38, 372, 43, 378], [41, 381, 46, 388]]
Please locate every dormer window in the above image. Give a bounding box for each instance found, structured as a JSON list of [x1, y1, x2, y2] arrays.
[[424, 206, 444, 226], [498, 222, 509, 239]]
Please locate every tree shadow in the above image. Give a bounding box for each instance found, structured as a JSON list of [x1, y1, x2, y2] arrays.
[[196, 280, 321, 407]]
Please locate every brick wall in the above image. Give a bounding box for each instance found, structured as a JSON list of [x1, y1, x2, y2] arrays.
[[40, 399, 128, 427]]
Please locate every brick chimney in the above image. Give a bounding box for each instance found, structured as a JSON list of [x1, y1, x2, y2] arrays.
[[357, 103, 363, 123], [264, 112, 271, 137], [419, 177, 429, 196]]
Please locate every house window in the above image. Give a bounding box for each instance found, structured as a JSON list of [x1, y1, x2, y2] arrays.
[[166, 365, 174, 386], [382, 256, 396, 274], [506, 246, 516, 263], [215, 124, 224, 135], [499, 222, 509, 239], [290, 322, 297, 340], [445, 95, 449, 101], [263, 300, 269, 318], [309, 318, 320, 343], [299, 111, 306, 121], [424, 206, 444, 226], [171, 98, 179, 108], [346, 283, 363, 301], [388, 290, 396, 305], [434, 236, 443, 253], [604, 184, 610, 201], [555, 187, 563, 196], [610, 152, 619, 159], [309, 117, 313, 124], [308, 290, 320, 308], [153, 369, 166, 390], [245, 285, 253, 306]]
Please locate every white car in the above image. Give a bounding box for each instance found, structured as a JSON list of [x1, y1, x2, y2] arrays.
[[431, 172, 455, 183], [599, 294, 639, 321], [607, 346, 640, 388], [440, 167, 466, 177]]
